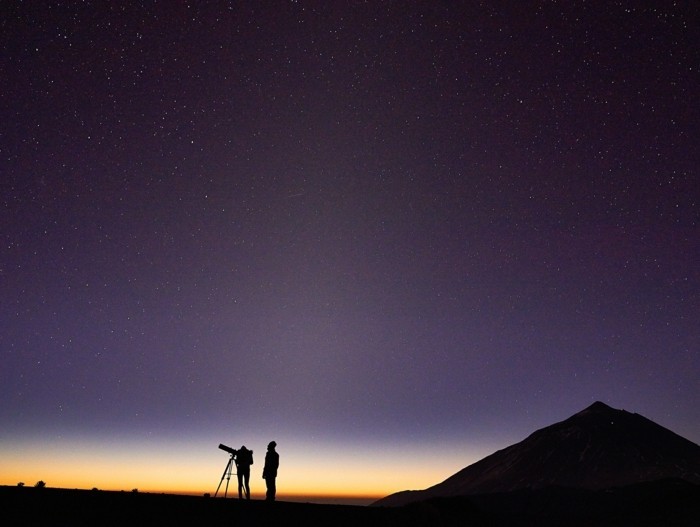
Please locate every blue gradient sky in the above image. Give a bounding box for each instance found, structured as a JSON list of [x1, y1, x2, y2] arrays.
[[2, 2, 698, 503]]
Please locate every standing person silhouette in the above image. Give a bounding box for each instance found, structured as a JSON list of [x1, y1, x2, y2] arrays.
[[235, 445, 253, 500], [262, 441, 279, 501]]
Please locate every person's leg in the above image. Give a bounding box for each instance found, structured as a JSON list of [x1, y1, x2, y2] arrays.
[[270, 477, 276, 501], [243, 470, 250, 499], [265, 477, 273, 501], [237, 472, 244, 499]]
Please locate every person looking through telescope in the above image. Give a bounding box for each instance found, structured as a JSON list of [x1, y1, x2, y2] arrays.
[[235, 445, 253, 500]]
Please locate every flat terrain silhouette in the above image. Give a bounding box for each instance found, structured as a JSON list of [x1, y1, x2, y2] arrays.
[[3, 481, 699, 527]]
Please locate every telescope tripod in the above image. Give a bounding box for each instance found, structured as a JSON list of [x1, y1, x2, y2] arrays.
[[215, 453, 237, 498]]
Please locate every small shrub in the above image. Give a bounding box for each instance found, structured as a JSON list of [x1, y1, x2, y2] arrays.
[[35, 481, 46, 488]]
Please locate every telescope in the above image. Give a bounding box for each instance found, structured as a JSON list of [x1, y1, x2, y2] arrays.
[[218, 443, 237, 456], [215, 443, 238, 497]]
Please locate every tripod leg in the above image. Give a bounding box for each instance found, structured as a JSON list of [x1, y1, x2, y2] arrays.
[[215, 457, 233, 497], [224, 461, 231, 498]]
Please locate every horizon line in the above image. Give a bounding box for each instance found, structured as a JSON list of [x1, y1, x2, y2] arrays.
[[2, 485, 384, 506]]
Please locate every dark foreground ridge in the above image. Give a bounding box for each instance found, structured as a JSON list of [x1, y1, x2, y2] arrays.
[[3, 481, 699, 527], [2, 486, 397, 527]]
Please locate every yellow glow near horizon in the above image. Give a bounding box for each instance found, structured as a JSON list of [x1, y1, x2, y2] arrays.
[[0, 433, 495, 502]]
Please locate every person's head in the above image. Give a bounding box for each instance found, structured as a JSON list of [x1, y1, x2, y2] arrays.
[[240, 445, 247, 451], [268, 441, 276, 450]]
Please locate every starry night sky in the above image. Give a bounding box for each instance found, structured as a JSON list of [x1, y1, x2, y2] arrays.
[[1, 1, 698, 501]]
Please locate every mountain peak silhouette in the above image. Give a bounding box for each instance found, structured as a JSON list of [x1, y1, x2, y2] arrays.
[[579, 400, 614, 413], [373, 401, 700, 507]]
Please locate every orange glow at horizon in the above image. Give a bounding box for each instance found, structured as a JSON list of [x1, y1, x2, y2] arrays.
[[0, 434, 494, 504]]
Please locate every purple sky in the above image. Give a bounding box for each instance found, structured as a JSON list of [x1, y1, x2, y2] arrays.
[[1, 1, 698, 499]]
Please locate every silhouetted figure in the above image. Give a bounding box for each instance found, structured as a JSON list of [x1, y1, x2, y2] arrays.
[[235, 445, 253, 500], [262, 441, 279, 501]]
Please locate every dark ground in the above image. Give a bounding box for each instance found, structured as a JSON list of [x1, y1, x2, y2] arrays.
[[2, 480, 699, 527]]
